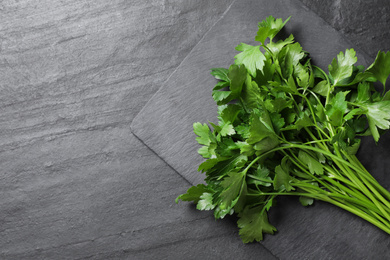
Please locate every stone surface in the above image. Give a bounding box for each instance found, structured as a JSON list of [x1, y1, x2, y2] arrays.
[[2, 0, 390, 259], [1, 130, 276, 259], [0, 0, 234, 130], [299, 0, 390, 58], [0, 0, 279, 259], [131, 0, 390, 259]]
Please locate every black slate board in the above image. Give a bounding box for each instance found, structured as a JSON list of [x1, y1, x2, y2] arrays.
[[131, 0, 390, 258]]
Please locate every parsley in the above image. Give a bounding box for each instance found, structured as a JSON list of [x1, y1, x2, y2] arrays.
[[176, 16, 390, 242]]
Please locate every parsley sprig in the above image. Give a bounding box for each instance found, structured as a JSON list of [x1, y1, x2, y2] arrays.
[[176, 16, 390, 242]]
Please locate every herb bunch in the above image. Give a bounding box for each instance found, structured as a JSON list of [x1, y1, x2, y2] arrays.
[[176, 16, 390, 242]]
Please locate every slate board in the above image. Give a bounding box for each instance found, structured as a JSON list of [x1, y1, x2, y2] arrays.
[[131, 0, 390, 258]]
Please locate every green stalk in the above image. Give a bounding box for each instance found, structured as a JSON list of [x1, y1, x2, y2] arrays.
[[247, 174, 273, 183], [328, 199, 390, 235], [346, 153, 390, 201], [254, 143, 390, 214], [253, 190, 390, 234], [335, 147, 390, 210], [300, 94, 327, 145], [270, 140, 390, 223], [321, 175, 384, 212], [368, 211, 390, 230], [312, 65, 332, 106], [292, 182, 384, 217], [282, 149, 338, 194], [293, 184, 390, 234], [331, 144, 390, 222]]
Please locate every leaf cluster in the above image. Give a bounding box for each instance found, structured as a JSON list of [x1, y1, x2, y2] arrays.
[[177, 16, 390, 242]]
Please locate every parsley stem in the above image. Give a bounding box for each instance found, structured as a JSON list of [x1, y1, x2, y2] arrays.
[[312, 65, 332, 106], [332, 144, 390, 222], [247, 174, 273, 183], [288, 185, 390, 233], [345, 153, 390, 201], [327, 199, 390, 234], [292, 182, 383, 215], [321, 175, 377, 208], [339, 147, 390, 206], [300, 94, 327, 143], [281, 149, 337, 194], [268, 142, 390, 222], [302, 139, 331, 145], [239, 97, 249, 114], [253, 187, 390, 232]]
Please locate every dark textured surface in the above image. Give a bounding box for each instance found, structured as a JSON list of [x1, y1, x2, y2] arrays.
[[0, 1, 276, 259], [131, 0, 390, 259], [299, 0, 390, 58], [2, 0, 390, 259]]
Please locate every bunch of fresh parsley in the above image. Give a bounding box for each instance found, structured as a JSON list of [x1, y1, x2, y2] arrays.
[[176, 16, 390, 242]]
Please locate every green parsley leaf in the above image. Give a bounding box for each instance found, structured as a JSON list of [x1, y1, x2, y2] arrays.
[[365, 101, 390, 142], [218, 171, 246, 210], [248, 165, 272, 187], [176, 184, 210, 203], [299, 196, 314, 206], [228, 64, 247, 97], [241, 74, 262, 109], [236, 141, 255, 156], [356, 82, 371, 103], [274, 164, 294, 191], [298, 151, 324, 176], [211, 67, 230, 82], [247, 112, 275, 144], [294, 110, 312, 130], [219, 104, 242, 124], [193, 122, 212, 145], [205, 154, 248, 182], [198, 157, 223, 173], [280, 42, 305, 78], [325, 91, 348, 127], [367, 51, 390, 88], [212, 90, 232, 104], [264, 97, 293, 113], [328, 49, 357, 86], [255, 16, 291, 44], [313, 80, 330, 97], [267, 34, 294, 56], [196, 192, 216, 211], [219, 121, 236, 136], [237, 206, 277, 242], [235, 43, 266, 77]]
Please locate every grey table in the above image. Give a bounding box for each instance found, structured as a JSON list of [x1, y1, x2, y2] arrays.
[[1, 1, 389, 259]]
